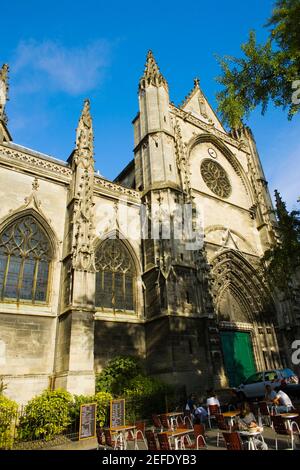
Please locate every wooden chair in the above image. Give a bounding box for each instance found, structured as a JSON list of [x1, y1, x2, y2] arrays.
[[207, 404, 221, 428], [258, 401, 272, 427], [145, 430, 159, 450], [103, 429, 123, 450], [222, 431, 244, 450], [134, 421, 147, 450], [183, 415, 193, 429], [176, 415, 185, 427], [181, 424, 207, 450], [271, 415, 299, 450], [152, 414, 163, 432], [160, 414, 172, 430], [215, 413, 231, 447], [96, 427, 104, 450], [157, 432, 172, 450]]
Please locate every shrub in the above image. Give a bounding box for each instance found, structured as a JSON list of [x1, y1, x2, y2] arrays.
[[123, 375, 171, 422], [18, 389, 72, 441], [70, 391, 112, 428], [94, 391, 112, 426], [95, 356, 142, 395], [0, 395, 18, 449]]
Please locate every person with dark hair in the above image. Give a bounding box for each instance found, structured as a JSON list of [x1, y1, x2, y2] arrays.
[[185, 393, 197, 413], [264, 384, 277, 403], [237, 402, 268, 450], [273, 387, 294, 413]]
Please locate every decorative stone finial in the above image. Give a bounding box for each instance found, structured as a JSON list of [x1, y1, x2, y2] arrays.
[[0, 64, 9, 123], [194, 77, 200, 88], [75, 99, 94, 168], [139, 50, 168, 91]]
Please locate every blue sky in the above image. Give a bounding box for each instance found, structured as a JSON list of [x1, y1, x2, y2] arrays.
[[1, 0, 299, 210]]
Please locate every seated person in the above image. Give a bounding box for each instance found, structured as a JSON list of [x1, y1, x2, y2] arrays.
[[264, 384, 277, 403], [206, 389, 221, 409], [272, 387, 294, 413], [193, 405, 208, 424], [237, 402, 268, 450], [185, 393, 197, 414]]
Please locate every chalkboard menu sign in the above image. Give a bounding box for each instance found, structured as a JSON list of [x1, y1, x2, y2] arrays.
[[79, 403, 97, 440], [110, 399, 125, 428]]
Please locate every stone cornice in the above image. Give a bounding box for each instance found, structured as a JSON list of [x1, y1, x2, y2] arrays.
[[0, 142, 72, 182], [94, 175, 141, 201], [170, 104, 249, 153]]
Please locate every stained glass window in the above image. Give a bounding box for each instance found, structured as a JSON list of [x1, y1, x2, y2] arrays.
[[95, 238, 135, 312], [0, 216, 52, 302]]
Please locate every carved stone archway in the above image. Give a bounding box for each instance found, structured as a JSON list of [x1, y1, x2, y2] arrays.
[[210, 249, 281, 371]]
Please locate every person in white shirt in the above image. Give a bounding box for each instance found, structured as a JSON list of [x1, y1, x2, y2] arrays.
[[206, 389, 221, 409], [273, 387, 294, 413]]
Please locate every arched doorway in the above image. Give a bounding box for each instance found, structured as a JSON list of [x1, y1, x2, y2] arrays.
[[210, 249, 280, 386]]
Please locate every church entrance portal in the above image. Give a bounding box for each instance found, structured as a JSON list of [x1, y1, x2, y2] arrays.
[[220, 330, 256, 387]]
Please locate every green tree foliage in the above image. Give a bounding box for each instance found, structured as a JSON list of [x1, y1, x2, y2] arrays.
[[263, 192, 300, 291], [18, 389, 72, 441], [216, 0, 300, 128], [0, 395, 18, 449]]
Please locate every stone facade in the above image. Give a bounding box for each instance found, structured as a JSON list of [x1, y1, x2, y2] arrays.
[[0, 53, 298, 405]]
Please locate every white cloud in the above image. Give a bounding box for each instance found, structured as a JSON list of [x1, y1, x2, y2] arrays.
[[12, 39, 110, 95]]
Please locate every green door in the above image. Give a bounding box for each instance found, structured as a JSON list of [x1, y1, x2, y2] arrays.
[[220, 331, 256, 387]]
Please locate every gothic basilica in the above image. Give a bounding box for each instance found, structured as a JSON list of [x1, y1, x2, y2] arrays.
[[0, 53, 297, 404]]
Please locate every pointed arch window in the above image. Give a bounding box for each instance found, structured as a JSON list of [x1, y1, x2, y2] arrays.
[[0, 216, 52, 302], [95, 238, 136, 312]]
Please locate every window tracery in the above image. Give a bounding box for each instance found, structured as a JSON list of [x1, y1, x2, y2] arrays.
[[0, 216, 52, 302]]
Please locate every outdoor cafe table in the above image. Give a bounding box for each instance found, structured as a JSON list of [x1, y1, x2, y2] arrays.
[[279, 412, 299, 430], [222, 410, 240, 427], [159, 428, 194, 450], [159, 411, 184, 429], [108, 425, 137, 450], [238, 428, 263, 450]]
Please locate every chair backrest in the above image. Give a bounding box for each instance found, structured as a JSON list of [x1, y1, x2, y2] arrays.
[[145, 430, 159, 450], [258, 401, 270, 416], [222, 432, 243, 450], [215, 413, 230, 431], [96, 427, 104, 445], [194, 423, 206, 447], [271, 415, 290, 435], [183, 415, 193, 429], [157, 433, 171, 450], [176, 415, 184, 427], [152, 414, 162, 429], [208, 404, 220, 416], [103, 429, 114, 447], [135, 421, 146, 433], [160, 414, 171, 429], [194, 423, 205, 438]]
